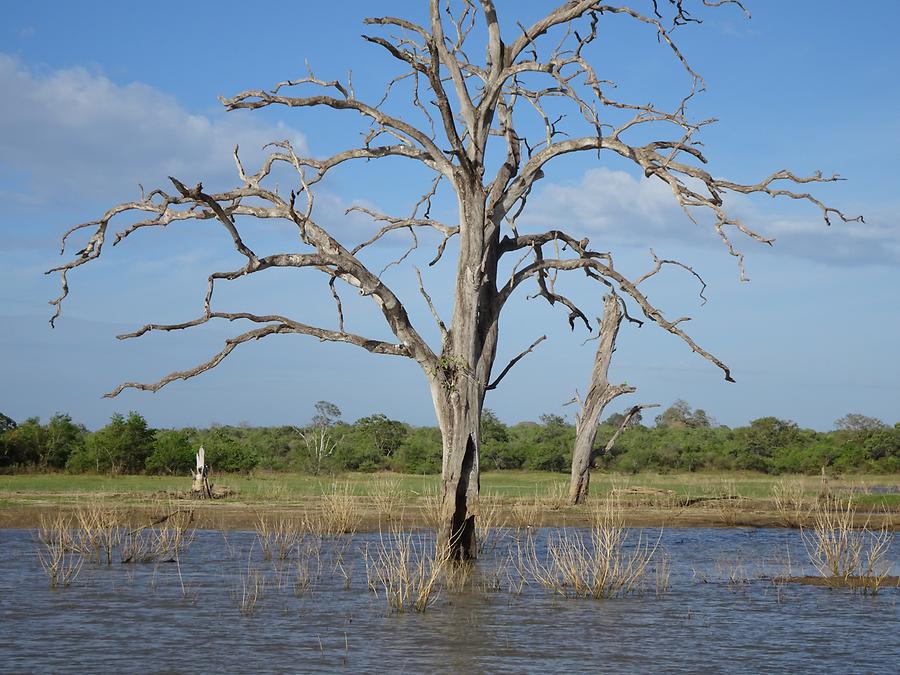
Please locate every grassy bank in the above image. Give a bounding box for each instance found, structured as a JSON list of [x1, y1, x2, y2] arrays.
[[1, 470, 897, 531], [1, 470, 899, 499]]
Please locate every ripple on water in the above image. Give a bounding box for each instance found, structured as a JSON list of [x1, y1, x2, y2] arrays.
[[1, 527, 896, 673]]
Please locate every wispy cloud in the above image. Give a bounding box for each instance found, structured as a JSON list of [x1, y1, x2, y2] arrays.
[[0, 54, 307, 205], [521, 167, 899, 267]]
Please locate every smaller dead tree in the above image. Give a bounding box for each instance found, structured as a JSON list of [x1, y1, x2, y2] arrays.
[[566, 253, 711, 504], [567, 293, 643, 504], [296, 401, 342, 476]]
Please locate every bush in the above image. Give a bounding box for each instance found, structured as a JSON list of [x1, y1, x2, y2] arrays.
[[395, 427, 442, 474], [145, 430, 195, 475], [67, 412, 154, 474], [202, 430, 259, 474]]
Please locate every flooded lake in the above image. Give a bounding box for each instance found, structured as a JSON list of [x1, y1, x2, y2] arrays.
[[1, 526, 897, 673]]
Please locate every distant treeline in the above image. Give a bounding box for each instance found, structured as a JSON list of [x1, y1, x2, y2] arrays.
[[1, 400, 897, 476]]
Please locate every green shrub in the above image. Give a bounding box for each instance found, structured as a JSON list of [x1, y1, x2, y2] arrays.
[[145, 430, 195, 475]]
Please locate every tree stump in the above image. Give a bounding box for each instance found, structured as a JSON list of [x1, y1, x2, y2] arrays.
[[191, 446, 212, 499]]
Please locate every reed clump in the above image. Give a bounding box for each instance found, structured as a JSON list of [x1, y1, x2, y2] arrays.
[[370, 477, 406, 522], [293, 540, 323, 598], [714, 479, 745, 526], [36, 513, 84, 588], [236, 566, 265, 616], [800, 493, 894, 594], [120, 507, 195, 564], [541, 482, 570, 511], [255, 513, 305, 560], [315, 483, 362, 536], [474, 493, 508, 553], [420, 487, 443, 530], [151, 508, 195, 560], [362, 524, 450, 613], [520, 495, 663, 598], [510, 494, 542, 529], [772, 478, 809, 528], [73, 500, 123, 564]]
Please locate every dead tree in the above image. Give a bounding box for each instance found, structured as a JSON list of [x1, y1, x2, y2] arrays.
[[295, 401, 342, 476], [48, 1, 857, 559], [191, 446, 212, 499], [567, 252, 706, 504]]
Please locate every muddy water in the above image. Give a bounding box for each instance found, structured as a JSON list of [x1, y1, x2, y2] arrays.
[[1, 527, 897, 673]]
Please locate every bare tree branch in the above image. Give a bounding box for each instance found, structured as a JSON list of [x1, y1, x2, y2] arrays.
[[486, 334, 547, 391], [598, 403, 660, 455]]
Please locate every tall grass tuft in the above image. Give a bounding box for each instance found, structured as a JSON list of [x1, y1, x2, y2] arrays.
[[255, 513, 304, 560], [73, 500, 123, 564], [316, 483, 362, 536], [36, 513, 84, 588], [234, 549, 266, 616], [474, 493, 508, 553], [772, 478, 809, 528], [510, 494, 542, 529], [714, 479, 745, 526], [362, 524, 450, 613], [371, 476, 406, 522], [541, 482, 570, 511], [801, 493, 894, 594], [520, 495, 662, 598], [121, 506, 195, 564], [420, 486, 443, 530]]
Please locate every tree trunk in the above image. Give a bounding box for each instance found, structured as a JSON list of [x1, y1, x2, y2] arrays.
[[432, 192, 500, 559], [432, 380, 482, 559], [569, 294, 633, 505]]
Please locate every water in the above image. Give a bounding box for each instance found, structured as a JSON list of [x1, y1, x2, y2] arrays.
[[1, 527, 897, 673]]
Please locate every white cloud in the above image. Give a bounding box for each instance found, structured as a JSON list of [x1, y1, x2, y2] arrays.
[[522, 166, 900, 267], [521, 166, 713, 248], [0, 54, 307, 204]]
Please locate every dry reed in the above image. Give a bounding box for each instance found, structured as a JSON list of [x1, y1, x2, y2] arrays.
[[520, 495, 662, 598], [36, 513, 84, 588], [293, 540, 322, 598], [120, 507, 196, 564], [73, 500, 122, 564], [255, 513, 305, 560], [371, 477, 406, 522], [772, 478, 809, 528], [420, 487, 443, 530], [541, 482, 570, 511], [474, 493, 508, 553], [510, 495, 542, 529], [316, 483, 362, 536], [714, 479, 745, 526], [362, 524, 450, 613], [235, 548, 266, 616], [800, 493, 894, 594]]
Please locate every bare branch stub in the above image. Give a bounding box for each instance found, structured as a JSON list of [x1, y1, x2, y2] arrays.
[[486, 334, 547, 391], [49, 1, 854, 558], [598, 403, 660, 457]]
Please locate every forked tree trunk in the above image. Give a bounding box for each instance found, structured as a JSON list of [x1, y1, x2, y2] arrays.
[[569, 294, 633, 505]]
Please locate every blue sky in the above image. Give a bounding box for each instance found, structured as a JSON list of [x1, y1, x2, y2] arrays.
[[1, 1, 898, 431]]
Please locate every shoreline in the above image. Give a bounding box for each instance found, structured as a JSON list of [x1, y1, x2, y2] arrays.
[[3, 494, 897, 532]]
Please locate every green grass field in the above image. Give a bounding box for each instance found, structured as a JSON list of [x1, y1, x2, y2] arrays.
[[1, 470, 898, 504]]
